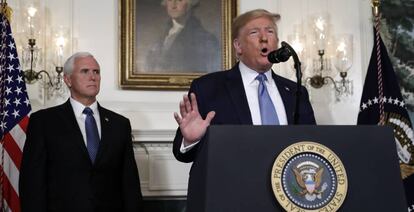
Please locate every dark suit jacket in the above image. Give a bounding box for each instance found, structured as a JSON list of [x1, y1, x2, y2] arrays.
[[19, 100, 142, 212], [173, 64, 316, 163]]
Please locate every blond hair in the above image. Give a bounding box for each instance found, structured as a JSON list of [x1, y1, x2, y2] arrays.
[[231, 9, 281, 41]]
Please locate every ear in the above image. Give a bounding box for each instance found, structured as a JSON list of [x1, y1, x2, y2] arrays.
[[233, 38, 242, 55], [63, 74, 71, 88]]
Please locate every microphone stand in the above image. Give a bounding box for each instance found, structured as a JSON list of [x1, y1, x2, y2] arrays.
[[281, 41, 302, 125]]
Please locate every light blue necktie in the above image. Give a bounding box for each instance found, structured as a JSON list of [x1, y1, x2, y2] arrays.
[[256, 73, 280, 125], [83, 107, 99, 163]]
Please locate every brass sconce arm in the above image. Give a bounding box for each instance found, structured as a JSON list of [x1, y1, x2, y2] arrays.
[[22, 38, 64, 89], [306, 75, 340, 93]]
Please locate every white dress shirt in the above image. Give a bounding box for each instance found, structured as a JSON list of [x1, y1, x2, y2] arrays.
[[69, 98, 102, 146], [239, 61, 288, 125], [180, 62, 288, 153]]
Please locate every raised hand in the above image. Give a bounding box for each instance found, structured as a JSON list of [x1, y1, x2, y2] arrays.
[[174, 93, 215, 146]]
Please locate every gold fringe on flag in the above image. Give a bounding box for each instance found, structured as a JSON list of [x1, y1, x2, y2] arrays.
[[0, 1, 13, 22]]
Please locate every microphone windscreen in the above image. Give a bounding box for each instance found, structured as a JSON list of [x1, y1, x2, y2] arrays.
[[267, 47, 291, 63]]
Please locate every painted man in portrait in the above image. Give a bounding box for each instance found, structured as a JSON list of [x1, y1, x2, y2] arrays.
[[145, 0, 220, 73]]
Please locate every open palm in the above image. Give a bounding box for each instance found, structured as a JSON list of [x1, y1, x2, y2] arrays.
[[174, 93, 215, 146]]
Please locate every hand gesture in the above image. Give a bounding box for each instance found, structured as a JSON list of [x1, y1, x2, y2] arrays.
[[174, 93, 215, 146]]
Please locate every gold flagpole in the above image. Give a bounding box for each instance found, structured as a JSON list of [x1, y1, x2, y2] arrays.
[[372, 0, 380, 18]]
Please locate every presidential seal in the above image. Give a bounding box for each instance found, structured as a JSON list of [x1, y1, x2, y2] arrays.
[[271, 142, 347, 212]]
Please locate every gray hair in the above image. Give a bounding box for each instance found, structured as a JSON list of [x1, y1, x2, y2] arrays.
[[161, 0, 200, 7], [63, 52, 97, 75]]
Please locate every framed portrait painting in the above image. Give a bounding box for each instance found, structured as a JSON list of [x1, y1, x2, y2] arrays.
[[119, 0, 237, 90]]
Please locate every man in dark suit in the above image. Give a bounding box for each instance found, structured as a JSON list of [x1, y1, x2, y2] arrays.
[[173, 9, 316, 163], [19, 52, 142, 212]]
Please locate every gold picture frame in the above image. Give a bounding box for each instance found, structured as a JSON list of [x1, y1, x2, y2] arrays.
[[119, 0, 237, 90]]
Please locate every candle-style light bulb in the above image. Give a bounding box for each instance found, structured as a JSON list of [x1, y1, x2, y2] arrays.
[[27, 6, 38, 38], [288, 33, 307, 72], [313, 15, 328, 51], [333, 35, 353, 74], [336, 41, 347, 54], [27, 6, 37, 17], [291, 37, 304, 54], [55, 35, 66, 67]]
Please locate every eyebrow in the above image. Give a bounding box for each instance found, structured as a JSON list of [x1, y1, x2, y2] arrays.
[[248, 26, 276, 31], [80, 68, 100, 72]]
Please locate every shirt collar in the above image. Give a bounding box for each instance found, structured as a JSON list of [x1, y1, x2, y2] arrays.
[[239, 61, 273, 86], [69, 97, 99, 117], [169, 19, 184, 35]]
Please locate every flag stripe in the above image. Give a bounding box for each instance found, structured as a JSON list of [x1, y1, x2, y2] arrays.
[[0, 170, 21, 212], [3, 134, 22, 170], [1, 148, 20, 198], [10, 124, 26, 151], [18, 116, 29, 134], [3, 200, 12, 212]]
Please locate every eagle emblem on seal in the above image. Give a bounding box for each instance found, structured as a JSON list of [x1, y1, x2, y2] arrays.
[[293, 161, 328, 201]]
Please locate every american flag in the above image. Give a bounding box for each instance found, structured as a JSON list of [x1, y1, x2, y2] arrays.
[[1, 8, 31, 212]]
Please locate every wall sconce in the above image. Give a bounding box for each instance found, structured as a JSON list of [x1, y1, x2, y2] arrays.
[[20, 2, 70, 96], [332, 34, 353, 97], [288, 14, 353, 101]]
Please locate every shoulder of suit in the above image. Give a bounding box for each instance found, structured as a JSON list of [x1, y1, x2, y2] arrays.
[[193, 68, 232, 84], [30, 102, 67, 117], [273, 73, 308, 89], [195, 71, 224, 80], [98, 106, 130, 122]]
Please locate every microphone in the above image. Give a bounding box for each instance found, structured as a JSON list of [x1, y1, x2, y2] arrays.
[[267, 41, 303, 124], [267, 42, 292, 63]]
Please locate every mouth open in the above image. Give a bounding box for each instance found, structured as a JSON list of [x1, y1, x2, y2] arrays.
[[260, 48, 269, 56]]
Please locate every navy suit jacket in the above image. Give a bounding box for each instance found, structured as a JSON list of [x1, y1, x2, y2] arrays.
[[173, 63, 316, 162], [19, 100, 142, 212]]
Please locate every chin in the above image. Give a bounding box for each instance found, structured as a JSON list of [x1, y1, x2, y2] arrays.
[[259, 65, 272, 72], [259, 60, 272, 68], [86, 90, 99, 97]]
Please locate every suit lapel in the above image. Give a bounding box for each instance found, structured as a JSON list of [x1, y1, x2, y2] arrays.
[[272, 72, 295, 124], [94, 104, 110, 165], [225, 64, 253, 124], [61, 100, 92, 163]]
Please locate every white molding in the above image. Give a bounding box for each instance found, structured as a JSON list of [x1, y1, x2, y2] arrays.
[[148, 154, 190, 191], [132, 131, 191, 197], [132, 129, 176, 143]]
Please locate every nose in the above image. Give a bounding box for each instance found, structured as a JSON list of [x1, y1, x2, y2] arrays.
[[259, 31, 268, 43], [88, 72, 97, 81], [172, 0, 177, 7]]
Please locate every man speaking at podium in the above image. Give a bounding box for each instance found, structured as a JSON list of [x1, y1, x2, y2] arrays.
[[173, 9, 316, 163]]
